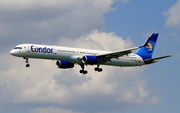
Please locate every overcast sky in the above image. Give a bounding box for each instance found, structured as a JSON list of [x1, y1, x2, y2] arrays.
[[0, 0, 180, 113]]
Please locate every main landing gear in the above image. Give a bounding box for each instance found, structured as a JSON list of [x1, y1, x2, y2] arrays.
[[79, 64, 103, 74], [79, 64, 88, 74], [24, 57, 30, 67], [94, 65, 103, 72]]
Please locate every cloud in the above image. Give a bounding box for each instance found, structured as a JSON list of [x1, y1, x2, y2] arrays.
[[0, 0, 159, 113], [0, 0, 114, 51], [120, 0, 130, 4], [58, 30, 133, 50], [0, 31, 160, 113], [164, 0, 180, 29], [30, 107, 83, 113]]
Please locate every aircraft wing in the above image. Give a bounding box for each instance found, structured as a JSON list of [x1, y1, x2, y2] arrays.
[[95, 46, 143, 63]]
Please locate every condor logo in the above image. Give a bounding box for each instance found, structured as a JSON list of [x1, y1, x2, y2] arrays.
[[145, 43, 153, 53], [31, 45, 53, 53]]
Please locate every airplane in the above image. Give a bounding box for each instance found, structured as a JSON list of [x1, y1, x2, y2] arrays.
[[10, 33, 171, 74]]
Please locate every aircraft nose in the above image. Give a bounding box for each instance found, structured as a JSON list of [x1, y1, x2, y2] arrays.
[[10, 50, 16, 56]]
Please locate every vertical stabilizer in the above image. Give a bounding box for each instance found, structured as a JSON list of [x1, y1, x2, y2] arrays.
[[135, 33, 158, 60]]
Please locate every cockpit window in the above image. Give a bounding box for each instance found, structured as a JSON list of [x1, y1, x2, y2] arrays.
[[14, 47, 22, 49]]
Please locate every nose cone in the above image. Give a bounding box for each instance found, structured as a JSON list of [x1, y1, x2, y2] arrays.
[[10, 49, 17, 56]]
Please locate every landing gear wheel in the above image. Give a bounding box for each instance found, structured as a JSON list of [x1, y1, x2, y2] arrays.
[[26, 64, 30, 67], [98, 68, 102, 72], [94, 67, 99, 71], [80, 70, 84, 73], [79, 70, 88, 74], [83, 70, 88, 74]]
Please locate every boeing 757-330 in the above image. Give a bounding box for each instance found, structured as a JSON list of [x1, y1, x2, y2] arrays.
[[10, 33, 171, 74]]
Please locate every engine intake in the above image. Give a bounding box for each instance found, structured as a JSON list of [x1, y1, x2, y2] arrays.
[[56, 60, 74, 69], [82, 56, 99, 64]]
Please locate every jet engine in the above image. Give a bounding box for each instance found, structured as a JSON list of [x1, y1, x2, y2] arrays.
[[56, 60, 74, 69], [82, 56, 99, 64]]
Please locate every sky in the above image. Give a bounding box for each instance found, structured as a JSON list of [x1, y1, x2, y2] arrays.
[[0, 0, 180, 113]]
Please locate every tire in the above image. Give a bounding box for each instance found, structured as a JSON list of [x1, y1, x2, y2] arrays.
[[26, 64, 30, 67]]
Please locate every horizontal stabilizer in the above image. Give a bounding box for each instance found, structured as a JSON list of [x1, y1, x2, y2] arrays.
[[145, 55, 172, 63]]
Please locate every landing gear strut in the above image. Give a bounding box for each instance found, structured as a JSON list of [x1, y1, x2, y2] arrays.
[[79, 64, 88, 74], [94, 65, 103, 72], [24, 57, 30, 67]]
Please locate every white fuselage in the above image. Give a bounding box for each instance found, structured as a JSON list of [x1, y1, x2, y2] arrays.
[[10, 44, 145, 67]]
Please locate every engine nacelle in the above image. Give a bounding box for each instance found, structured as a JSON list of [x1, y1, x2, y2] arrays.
[[82, 56, 99, 64], [56, 60, 74, 69]]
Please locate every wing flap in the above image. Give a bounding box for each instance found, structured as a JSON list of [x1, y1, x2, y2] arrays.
[[96, 46, 143, 58], [95, 46, 143, 63]]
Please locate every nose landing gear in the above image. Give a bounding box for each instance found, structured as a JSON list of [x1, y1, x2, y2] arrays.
[[24, 57, 30, 67]]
